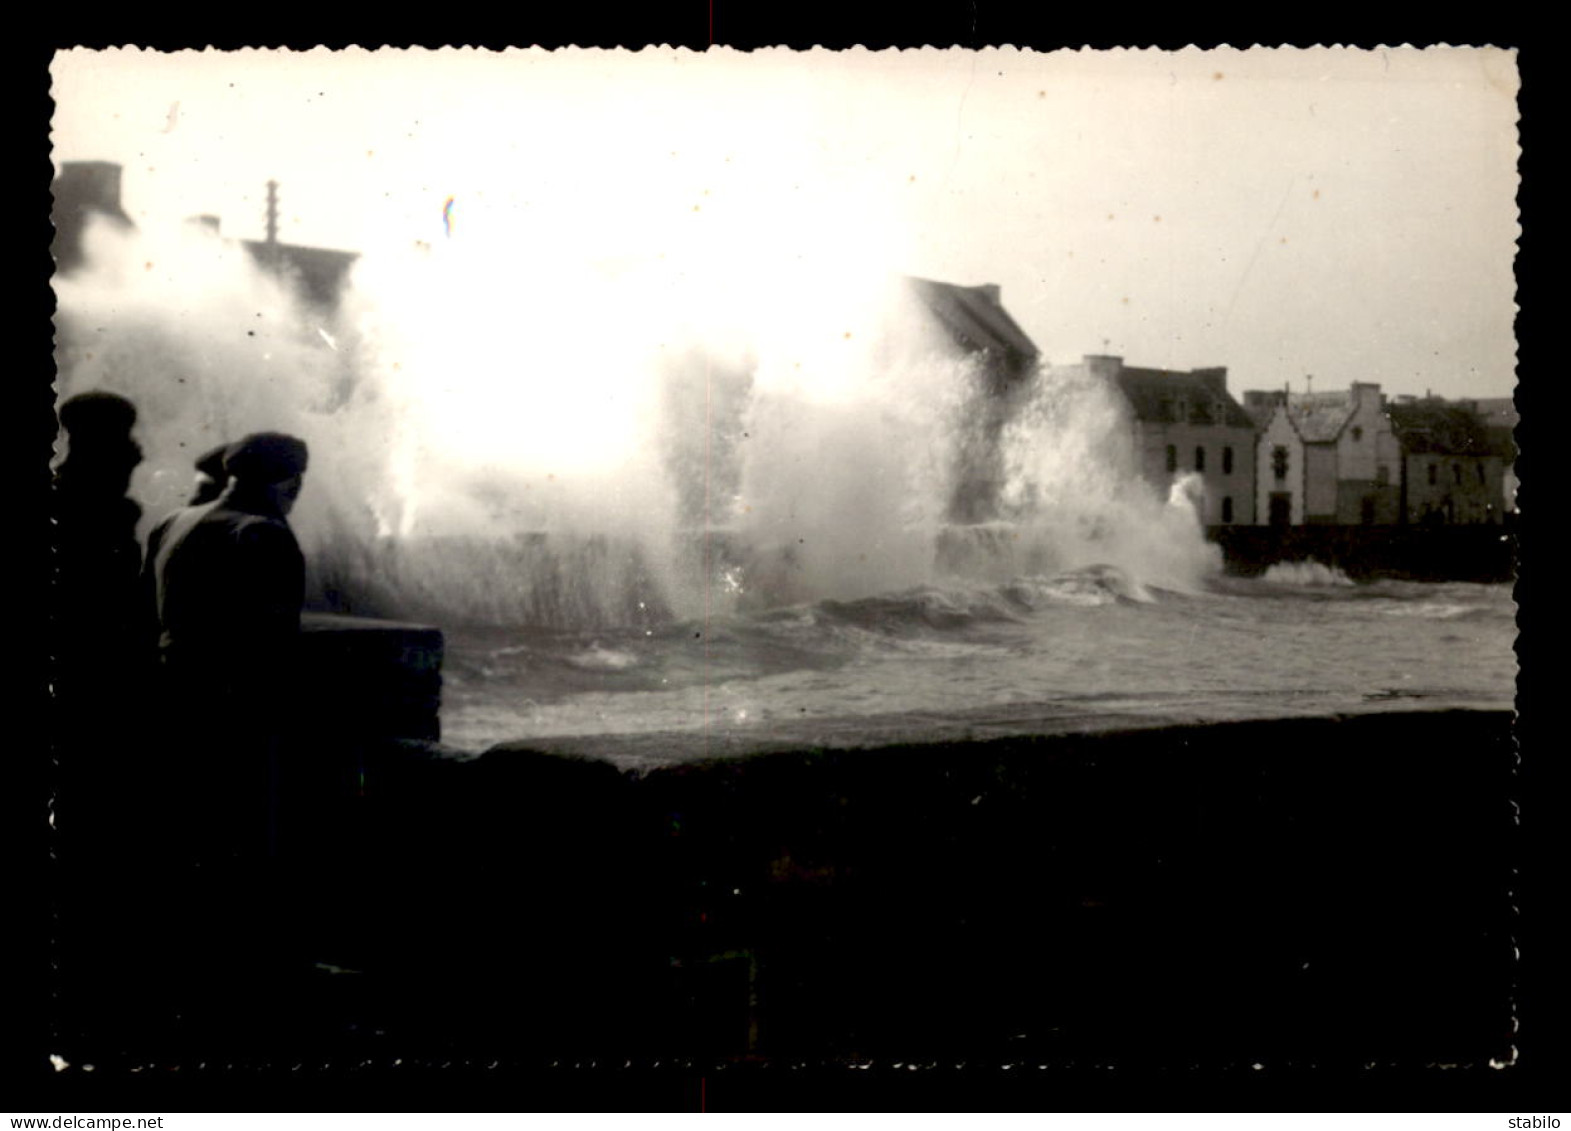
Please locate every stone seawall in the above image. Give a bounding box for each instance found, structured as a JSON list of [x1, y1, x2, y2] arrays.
[[51, 614, 1511, 1076], [1208, 523, 1516, 582], [300, 612, 445, 742], [261, 706, 1515, 1069]]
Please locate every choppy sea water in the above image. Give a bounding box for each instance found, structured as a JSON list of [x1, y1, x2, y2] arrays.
[[438, 564, 1518, 754]]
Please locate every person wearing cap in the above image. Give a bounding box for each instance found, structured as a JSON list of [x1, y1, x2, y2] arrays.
[[151, 431, 309, 697], [54, 390, 142, 492], [149, 431, 309, 861], [132, 431, 312, 1023]]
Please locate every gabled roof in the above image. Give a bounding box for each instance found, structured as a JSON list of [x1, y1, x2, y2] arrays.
[[904, 276, 1040, 375], [1243, 400, 1284, 429], [1286, 392, 1360, 444], [1114, 367, 1258, 430], [1387, 400, 1498, 456]]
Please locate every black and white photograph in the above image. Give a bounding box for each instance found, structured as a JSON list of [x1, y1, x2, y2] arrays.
[[38, 44, 1525, 1106]]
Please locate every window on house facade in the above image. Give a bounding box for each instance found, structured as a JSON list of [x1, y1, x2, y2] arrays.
[[1222, 446, 1234, 474], [1477, 464, 1487, 485], [1351, 426, 1364, 441], [1428, 463, 1438, 485], [1377, 465, 1390, 486], [1453, 463, 1464, 485], [1272, 445, 1289, 481], [1166, 445, 1177, 473], [1221, 496, 1233, 524], [1194, 446, 1206, 472]]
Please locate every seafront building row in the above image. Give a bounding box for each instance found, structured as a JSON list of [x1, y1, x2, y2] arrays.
[[53, 160, 1516, 533], [901, 264, 1515, 531], [1048, 353, 1516, 530]]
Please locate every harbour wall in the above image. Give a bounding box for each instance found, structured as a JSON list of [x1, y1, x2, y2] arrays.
[[1208, 523, 1516, 582], [273, 701, 1516, 1068], [52, 618, 1516, 1076]]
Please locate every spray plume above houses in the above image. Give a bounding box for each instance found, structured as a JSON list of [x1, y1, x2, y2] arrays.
[[52, 160, 358, 315], [50, 156, 1515, 559]]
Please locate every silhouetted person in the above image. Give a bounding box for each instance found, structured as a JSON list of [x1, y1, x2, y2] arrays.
[[151, 432, 308, 713], [49, 391, 150, 1045], [51, 391, 148, 839], [141, 443, 232, 654], [146, 433, 311, 1027], [148, 432, 306, 838], [51, 390, 145, 715], [150, 434, 308, 848]]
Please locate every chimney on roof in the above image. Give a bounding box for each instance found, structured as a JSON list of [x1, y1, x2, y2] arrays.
[[185, 214, 222, 236], [52, 161, 136, 275], [977, 283, 1001, 306], [265, 180, 280, 247], [1192, 366, 1228, 395], [54, 161, 131, 220], [1084, 354, 1123, 380]]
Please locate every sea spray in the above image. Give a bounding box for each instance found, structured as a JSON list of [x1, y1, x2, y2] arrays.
[[978, 361, 1223, 594], [1261, 560, 1355, 587], [725, 281, 981, 609], [53, 213, 381, 554], [319, 236, 954, 626], [55, 198, 1221, 631]]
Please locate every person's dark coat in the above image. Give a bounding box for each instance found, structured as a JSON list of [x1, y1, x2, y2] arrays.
[[150, 486, 306, 698], [50, 394, 149, 888], [52, 487, 145, 699], [148, 482, 307, 862], [50, 410, 146, 710]]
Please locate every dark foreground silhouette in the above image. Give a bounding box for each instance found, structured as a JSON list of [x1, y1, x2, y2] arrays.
[[46, 703, 1516, 1096]]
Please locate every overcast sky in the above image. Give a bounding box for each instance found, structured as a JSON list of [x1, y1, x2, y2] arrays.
[[51, 46, 1519, 400]]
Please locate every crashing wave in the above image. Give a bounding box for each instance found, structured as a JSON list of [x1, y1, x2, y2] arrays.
[[1261, 560, 1355, 588]]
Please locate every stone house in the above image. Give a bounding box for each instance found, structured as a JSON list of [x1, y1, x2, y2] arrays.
[[1045, 355, 1258, 526], [904, 277, 1042, 523], [1386, 398, 1510, 525], [1244, 383, 1398, 526], [1464, 396, 1519, 516]]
